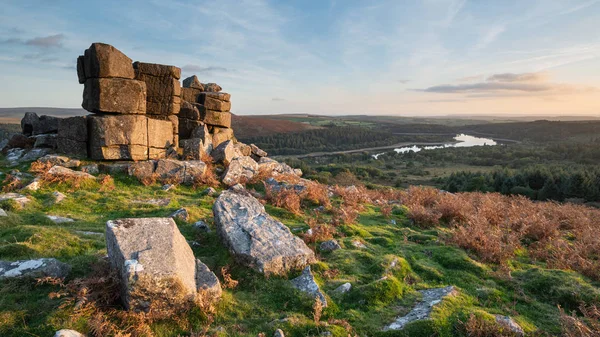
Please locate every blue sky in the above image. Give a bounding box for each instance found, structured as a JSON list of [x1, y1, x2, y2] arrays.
[[0, 0, 599, 115]]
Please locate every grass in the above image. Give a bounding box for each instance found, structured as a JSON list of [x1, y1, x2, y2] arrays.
[[0, 158, 599, 336]]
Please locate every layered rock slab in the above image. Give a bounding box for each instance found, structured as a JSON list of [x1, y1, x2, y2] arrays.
[[213, 190, 315, 275], [106, 217, 220, 311], [88, 114, 148, 160]]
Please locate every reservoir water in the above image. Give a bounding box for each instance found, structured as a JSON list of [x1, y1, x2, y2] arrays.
[[373, 134, 497, 159]]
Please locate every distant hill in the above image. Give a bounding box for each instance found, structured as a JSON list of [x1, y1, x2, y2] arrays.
[[0, 107, 86, 123], [232, 114, 320, 140]]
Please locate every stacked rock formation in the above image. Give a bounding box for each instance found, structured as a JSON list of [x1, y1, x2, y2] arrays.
[[179, 75, 233, 160]]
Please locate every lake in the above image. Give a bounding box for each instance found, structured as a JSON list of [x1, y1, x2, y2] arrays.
[[373, 134, 497, 159]]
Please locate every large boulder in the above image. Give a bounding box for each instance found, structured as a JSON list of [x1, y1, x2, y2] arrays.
[[203, 83, 222, 92], [134, 62, 181, 116], [155, 159, 185, 183], [211, 140, 235, 166], [88, 114, 148, 160], [212, 127, 234, 148], [80, 43, 135, 80], [202, 97, 231, 112], [0, 258, 70, 279], [213, 190, 315, 275], [106, 217, 220, 311], [182, 75, 204, 90], [147, 118, 174, 159], [57, 116, 88, 157], [204, 110, 231, 128], [21, 112, 59, 135], [179, 101, 204, 120], [181, 138, 207, 160], [221, 156, 258, 186], [82, 78, 146, 114]]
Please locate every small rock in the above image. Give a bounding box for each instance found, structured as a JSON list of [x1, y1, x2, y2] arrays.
[[0, 208, 7, 217], [52, 191, 66, 203], [352, 240, 367, 249], [6, 148, 25, 162], [274, 329, 285, 337], [390, 219, 397, 225], [81, 164, 99, 175], [46, 166, 96, 181], [333, 282, 352, 294], [193, 220, 211, 233], [203, 187, 217, 196], [22, 178, 41, 191], [132, 198, 171, 207], [495, 315, 524, 336], [162, 184, 175, 191], [0, 258, 71, 279], [250, 144, 267, 157], [188, 240, 201, 247], [0, 193, 31, 209], [20, 148, 51, 162], [47, 215, 75, 224], [290, 266, 327, 307], [75, 231, 103, 236], [39, 154, 81, 168], [170, 208, 189, 221], [54, 329, 85, 337], [320, 239, 341, 252], [320, 332, 332, 337], [385, 286, 457, 330]]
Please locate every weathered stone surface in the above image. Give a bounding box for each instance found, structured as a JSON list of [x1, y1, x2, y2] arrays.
[[56, 138, 87, 157], [181, 87, 202, 103], [88, 115, 148, 160], [0, 208, 7, 217], [137, 75, 181, 100], [290, 266, 327, 307], [21, 113, 59, 136], [81, 164, 100, 175], [333, 282, 352, 294], [213, 190, 315, 275], [21, 112, 39, 136], [46, 166, 96, 181], [77, 55, 86, 84], [183, 161, 207, 185], [18, 148, 50, 163], [251, 144, 267, 157], [203, 187, 217, 196], [4, 134, 35, 152], [38, 155, 81, 168], [385, 286, 457, 330], [52, 191, 66, 203], [57, 116, 87, 157], [204, 110, 232, 128], [148, 118, 174, 159], [128, 160, 156, 181], [181, 138, 203, 160], [320, 239, 341, 252], [495, 315, 524, 336], [195, 259, 222, 302], [146, 100, 181, 116], [203, 83, 222, 92], [55, 329, 85, 337], [47, 215, 75, 224], [178, 118, 205, 140], [106, 218, 198, 311], [211, 140, 235, 166], [193, 220, 210, 232], [183, 75, 204, 90], [221, 156, 258, 186], [170, 207, 190, 221], [82, 43, 135, 79], [0, 193, 30, 208], [33, 134, 57, 148], [22, 178, 41, 191], [179, 101, 204, 120], [0, 258, 70, 279], [133, 62, 181, 79], [198, 92, 231, 103], [155, 159, 186, 184], [212, 127, 234, 148], [234, 143, 252, 157], [202, 97, 231, 112], [99, 162, 132, 174], [82, 78, 146, 114], [132, 198, 171, 207]]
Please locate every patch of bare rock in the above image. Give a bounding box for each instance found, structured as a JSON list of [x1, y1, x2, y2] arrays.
[[0, 258, 70, 279], [213, 188, 315, 276], [384, 286, 457, 330], [106, 217, 221, 312]]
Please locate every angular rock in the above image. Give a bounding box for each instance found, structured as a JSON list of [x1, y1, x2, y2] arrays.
[[195, 259, 222, 302], [193, 220, 210, 232], [133, 62, 181, 79], [146, 100, 181, 116], [20, 148, 51, 162], [212, 127, 234, 148], [213, 190, 315, 275], [274, 329, 285, 337], [181, 87, 202, 104], [138, 76, 181, 101], [234, 143, 252, 157], [181, 138, 207, 160], [99, 162, 132, 174], [106, 218, 209, 311], [155, 159, 185, 184], [148, 118, 174, 159], [56, 138, 88, 158], [290, 266, 327, 307], [495, 315, 524, 336], [22, 178, 41, 191], [385, 286, 457, 330], [204, 110, 232, 128], [55, 329, 85, 337], [203, 83, 222, 92], [333, 282, 352, 294], [77, 54, 86, 84], [6, 148, 25, 162], [0, 208, 7, 217], [33, 134, 57, 149], [162, 183, 175, 191], [198, 92, 231, 103], [21, 112, 40, 136], [82, 78, 146, 114], [5, 134, 35, 151], [251, 144, 267, 157], [0, 258, 70, 279], [38, 155, 81, 168], [179, 118, 205, 140], [211, 140, 235, 166], [58, 116, 88, 142], [52, 191, 66, 203], [82, 43, 135, 79], [37, 115, 60, 135], [127, 161, 156, 182], [221, 156, 258, 186], [202, 97, 231, 112], [320, 239, 341, 252], [257, 157, 299, 177], [81, 164, 100, 175], [46, 166, 96, 181], [88, 114, 148, 160], [183, 160, 207, 185], [203, 187, 217, 196], [47, 215, 75, 224], [182, 75, 204, 90], [0, 193, 31, 208], [170, 207, 189, 221], [179, 101, 204, 120]]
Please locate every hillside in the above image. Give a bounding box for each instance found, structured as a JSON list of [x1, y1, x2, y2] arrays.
[[231, 114, 320, 140]]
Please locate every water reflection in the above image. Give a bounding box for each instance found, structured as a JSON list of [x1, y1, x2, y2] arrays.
[[373, 134, 497, 159]]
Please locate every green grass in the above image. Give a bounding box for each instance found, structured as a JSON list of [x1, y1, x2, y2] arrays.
[[0, 162, 598, 336]]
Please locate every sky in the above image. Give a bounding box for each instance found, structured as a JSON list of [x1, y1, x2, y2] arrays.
[[0, 0, 599, 116]]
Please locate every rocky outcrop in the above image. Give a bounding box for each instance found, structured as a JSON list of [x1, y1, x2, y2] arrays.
[[221, 156, 258, 186], [106, 217, 220, 311], [213, 190, 315, 275], [290, 266, 327, 307], [82, 78, 147, 114], [0, 258, 70, 279]]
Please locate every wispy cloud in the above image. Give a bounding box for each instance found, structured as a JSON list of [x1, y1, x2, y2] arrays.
[[181, 65, 228, 74], [2, 34, 65, 48]]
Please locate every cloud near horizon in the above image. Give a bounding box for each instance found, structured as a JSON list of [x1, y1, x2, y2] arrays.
[[3, 34, 65, 49]]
